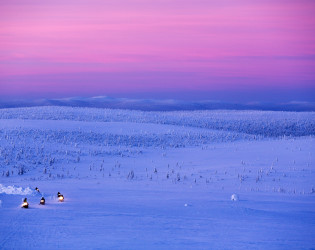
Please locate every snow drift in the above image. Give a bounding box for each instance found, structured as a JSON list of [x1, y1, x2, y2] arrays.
[[0, 184, 33, 195]]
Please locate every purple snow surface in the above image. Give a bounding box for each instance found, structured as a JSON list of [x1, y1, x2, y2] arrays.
[[0, 107, 314, 249]]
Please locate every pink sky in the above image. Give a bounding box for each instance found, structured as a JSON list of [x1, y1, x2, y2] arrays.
[[0, 0, 315, 101]]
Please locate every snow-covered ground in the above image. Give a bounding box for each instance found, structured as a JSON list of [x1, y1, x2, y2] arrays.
[[0, 107, 314, 249]]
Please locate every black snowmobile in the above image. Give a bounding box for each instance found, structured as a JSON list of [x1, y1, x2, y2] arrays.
[[57, 192, 64, 202], [40, 197, 45, 205], [21, 198, 29, 208]]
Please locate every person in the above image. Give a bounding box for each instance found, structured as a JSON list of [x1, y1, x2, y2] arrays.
[[57, 192, 64, 202], [40, 197, 45, 205], [22, 198, 29, 208]]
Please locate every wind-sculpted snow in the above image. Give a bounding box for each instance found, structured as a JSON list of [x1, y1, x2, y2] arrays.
[[0, 184, 33, 195], [0, 106, 314, 137]]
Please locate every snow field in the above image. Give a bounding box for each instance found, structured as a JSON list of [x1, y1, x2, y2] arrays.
[[0, 107, 314, 249]]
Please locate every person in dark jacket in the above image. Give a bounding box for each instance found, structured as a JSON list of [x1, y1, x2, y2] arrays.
[[22, 198, 29, 208], [40, 197, 45, 205]]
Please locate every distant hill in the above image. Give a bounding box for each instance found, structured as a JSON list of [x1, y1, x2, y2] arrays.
[[1, 96, 314, 111]]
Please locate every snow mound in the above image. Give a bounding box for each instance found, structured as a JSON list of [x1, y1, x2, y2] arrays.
[[231, 194, 239, 201], [0, 184, 34, 195]]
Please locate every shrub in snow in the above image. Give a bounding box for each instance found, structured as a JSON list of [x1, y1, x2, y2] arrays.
[[18, 166, 26, 175], [127, 170, 134, 180], [231, 194, 239, 201]]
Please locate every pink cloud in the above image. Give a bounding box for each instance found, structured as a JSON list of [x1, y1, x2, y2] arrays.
[[0, 0, 314, 98]]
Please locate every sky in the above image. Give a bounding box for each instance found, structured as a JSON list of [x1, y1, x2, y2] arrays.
[[0, 0, 315, 102]]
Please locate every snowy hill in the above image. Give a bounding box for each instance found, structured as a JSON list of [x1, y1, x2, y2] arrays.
[[0, 107, 314, 249], [1, 96, 315, 111]]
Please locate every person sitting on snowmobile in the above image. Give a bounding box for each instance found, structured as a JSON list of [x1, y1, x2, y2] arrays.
[[22, 198, 29, 208], [40, 197, 45, 205], [57, 192, 64, 202]]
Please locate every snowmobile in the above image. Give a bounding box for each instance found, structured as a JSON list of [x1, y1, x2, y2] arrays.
[[57, 192, 64, 202], [40, 197, 45, 205], [21, 198, 29, 208]]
